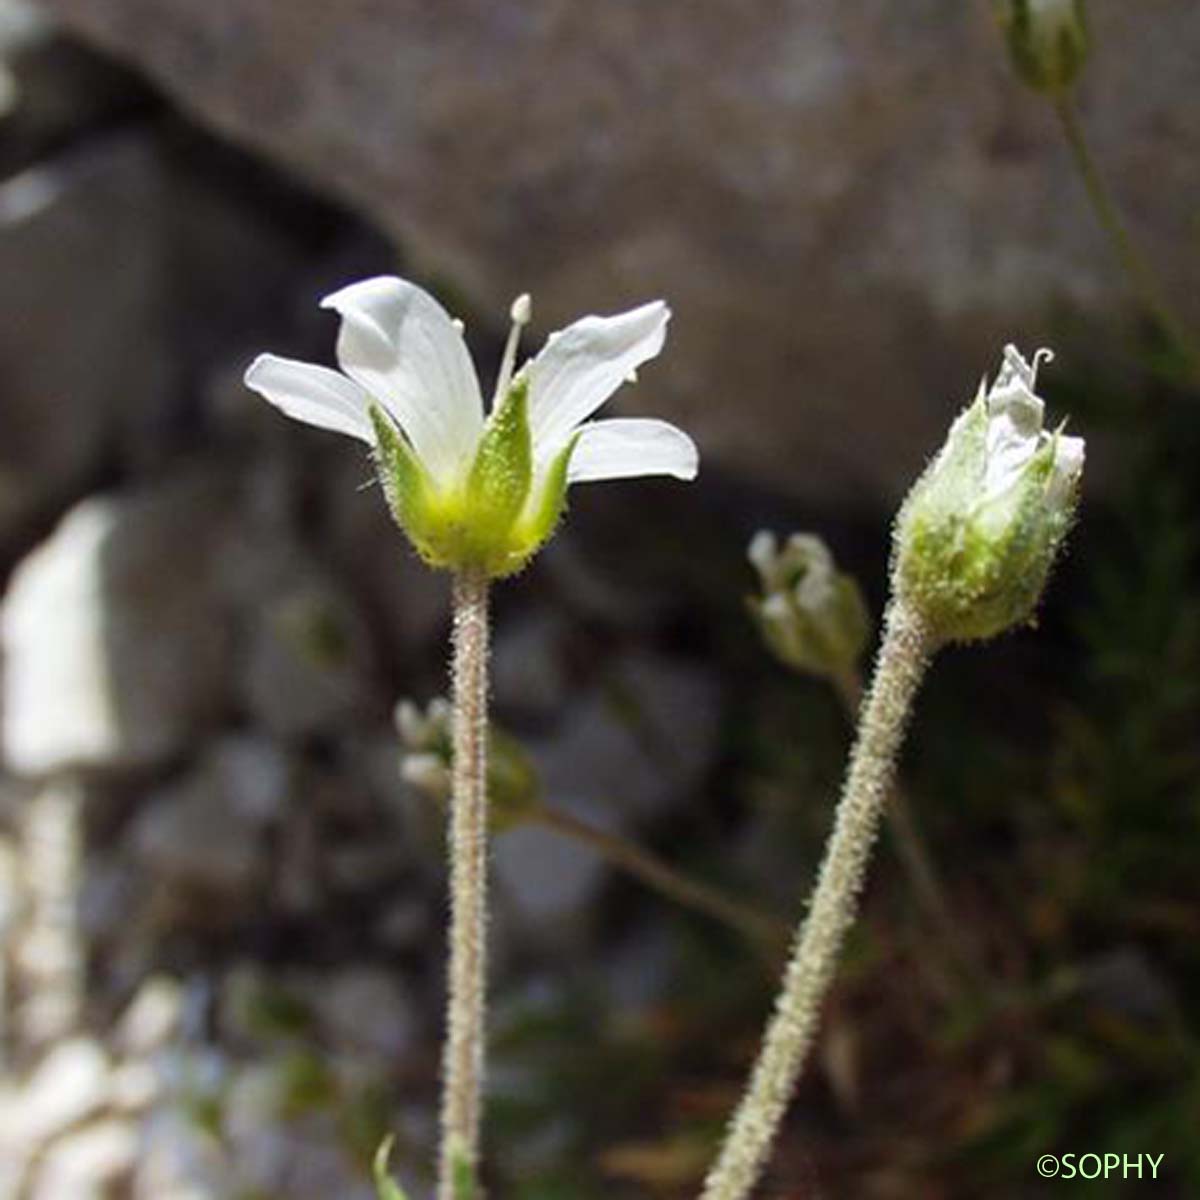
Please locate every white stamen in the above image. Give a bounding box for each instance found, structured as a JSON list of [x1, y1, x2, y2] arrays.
[[493, 292, 533, 408], [510, 293, 532, 326], [451, 318, 465, 335]]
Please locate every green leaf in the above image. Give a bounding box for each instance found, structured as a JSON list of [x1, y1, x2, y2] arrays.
[[373, 1136, 410, 1200]]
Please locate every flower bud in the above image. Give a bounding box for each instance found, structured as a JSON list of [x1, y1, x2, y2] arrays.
[[892, 345, 1084, 644], [747, 532, 870, 682], [394, 697, 542, 831], [998, 0, 1089, 94]]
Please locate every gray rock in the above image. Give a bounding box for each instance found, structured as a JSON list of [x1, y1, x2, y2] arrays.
[[130, 741, 286, 901], [492, 608, 571, 721], [540, 652, 722, 825], [29, 1118, 138, 1199], [116, 974, 185, 1057], [323, 453, 449, 664], [492, 792, 613, 947], [1, 479, 229, 775], [307, 965, 417, 1060], [0, 136, 171, 544], [2, 1038, 110, 1147], [238, 564, 378, 740], [135, 1109, 234, 1200], [34, 0, 1200, 498]]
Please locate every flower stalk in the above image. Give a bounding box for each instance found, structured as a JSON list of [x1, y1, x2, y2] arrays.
[[440, 570, 491, 1199], [534, 806, 788, 957], [699, 601, 932, 1200]]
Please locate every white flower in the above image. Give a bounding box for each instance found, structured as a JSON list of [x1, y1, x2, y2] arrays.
[[244, 276, 696, 574]]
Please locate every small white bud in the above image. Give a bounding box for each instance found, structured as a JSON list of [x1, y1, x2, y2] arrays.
[[893, 343, 1084, 643], [747, 532, 870, 680]]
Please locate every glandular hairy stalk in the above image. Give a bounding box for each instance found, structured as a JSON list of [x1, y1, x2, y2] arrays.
[[699, 601, 933, 1200], [439, 571, 491, 1200]]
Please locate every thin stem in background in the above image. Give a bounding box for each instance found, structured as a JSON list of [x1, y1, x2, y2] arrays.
[[699, 601, 933, 1200], [439, 570, 491, 1199], [535, 805, 789, 960], [1053, 93, 1200, 385]]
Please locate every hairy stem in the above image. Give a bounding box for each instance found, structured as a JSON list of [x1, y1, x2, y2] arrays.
[[535, 806, 788, 957], [439, 571, 491, 1199], [700, 601, 933, 1200], [1054, 94, 1200, 384], [831, 672, 985, 993]]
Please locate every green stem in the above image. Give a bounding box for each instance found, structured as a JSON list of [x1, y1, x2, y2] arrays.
[[700, 602, 933, 1200], [535, 806, 788, 957], [439, 571, 491, 1199], [1053, 93, 1200, 384], [831, 671, 986, 994]]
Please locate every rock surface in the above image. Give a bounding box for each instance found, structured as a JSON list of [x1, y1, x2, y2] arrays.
[[35, 0, 1200, 498], [0, 135, 170, 544], [1, 479, 229, 774]]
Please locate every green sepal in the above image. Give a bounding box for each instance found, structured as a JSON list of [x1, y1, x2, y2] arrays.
[[495, 431, 581, 577], [372, 1136, 409, 1200], [462, 375, 533, 568], [369, 406, 443, 564]]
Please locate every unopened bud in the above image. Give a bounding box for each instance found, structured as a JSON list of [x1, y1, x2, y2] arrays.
[[998, 0, 1089, 94], [394, 696, 542, 831], [747, 532, 870, 681], [892, 344, 1084, 643]]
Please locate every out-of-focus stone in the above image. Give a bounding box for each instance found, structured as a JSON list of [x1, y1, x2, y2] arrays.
[[34, 1, 1200, 498], [117, 974, 185, 1056], [0, 136, 171, 544], [492, 793, 613, 948], [3, 1038, 110, 1146], [130, 765, 268, 902], [135, 1109, 234, 1200], [492, 608, 571, 722], [238, 565, 377, 740], [540, 652, 722, 824], [29, 1118, 138, 1198], [307, 965, 417, 1060], [1, 478, 229, 775]]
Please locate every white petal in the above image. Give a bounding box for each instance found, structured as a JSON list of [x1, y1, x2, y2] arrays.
[[568, 418, 698, 484], [320, 276, 483, 485], [1047, 434, 1085, 508], [525, 301, 670, 462], [244, 354, 373, 443]]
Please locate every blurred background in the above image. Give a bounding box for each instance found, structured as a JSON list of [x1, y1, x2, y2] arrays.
[[0, 0, 1198, 1196]]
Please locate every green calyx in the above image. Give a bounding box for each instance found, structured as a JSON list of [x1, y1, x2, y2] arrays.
[[893, 395, 1077, 644], [370, 379, 578, 578], [1000, 0, 1089, 94]]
